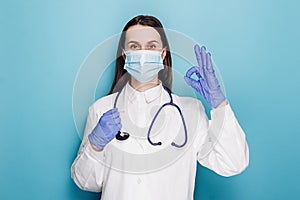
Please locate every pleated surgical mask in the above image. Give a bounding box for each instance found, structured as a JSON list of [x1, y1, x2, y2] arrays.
[[124, 50, 164, 83]]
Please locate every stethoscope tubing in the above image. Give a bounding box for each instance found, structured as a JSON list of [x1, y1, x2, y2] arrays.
[[114, 85, 188, 148]]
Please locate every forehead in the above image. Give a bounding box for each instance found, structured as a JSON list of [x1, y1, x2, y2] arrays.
[[125, 25, 162, 44]]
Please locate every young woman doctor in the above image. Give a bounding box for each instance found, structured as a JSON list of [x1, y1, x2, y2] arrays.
[[71, 15, 249, 200]]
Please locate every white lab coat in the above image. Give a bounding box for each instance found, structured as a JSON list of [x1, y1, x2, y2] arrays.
[[71, 82, 249, 200]]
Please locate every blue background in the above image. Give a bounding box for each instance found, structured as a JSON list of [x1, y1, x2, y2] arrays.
[[1, 0, 299, 199]]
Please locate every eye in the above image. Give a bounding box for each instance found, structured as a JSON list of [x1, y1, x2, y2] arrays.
[[129, 44, 138, 49], [149, 44, 156, 49]]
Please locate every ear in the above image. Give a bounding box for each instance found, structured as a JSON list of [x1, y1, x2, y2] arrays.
[[122, 50, 126, 60], [161, 48, 167, 60]]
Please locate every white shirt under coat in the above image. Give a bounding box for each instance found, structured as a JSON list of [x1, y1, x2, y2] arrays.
[[71, 82, 249, 200]]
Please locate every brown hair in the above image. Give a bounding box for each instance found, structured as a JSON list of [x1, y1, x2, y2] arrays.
[[108, 15, 172, 94]]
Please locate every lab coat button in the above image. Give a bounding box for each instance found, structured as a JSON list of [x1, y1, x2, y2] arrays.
[[137, 177, 142, 184]]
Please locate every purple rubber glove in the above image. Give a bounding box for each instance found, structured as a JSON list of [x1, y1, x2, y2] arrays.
[[88, 108, 122, 150], [184, 45, 226, 108]]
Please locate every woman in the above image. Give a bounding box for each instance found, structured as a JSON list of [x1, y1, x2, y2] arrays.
[[71, 15, 249, 200]]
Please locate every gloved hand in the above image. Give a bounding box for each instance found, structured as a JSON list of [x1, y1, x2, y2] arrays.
[[88, 108, 122, 150], [184, 45, 226, 108]]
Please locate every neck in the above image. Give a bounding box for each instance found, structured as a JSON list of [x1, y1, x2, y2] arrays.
[[130, 77, 160, 92]]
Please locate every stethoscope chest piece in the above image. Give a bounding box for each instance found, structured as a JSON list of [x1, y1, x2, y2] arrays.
[[116, 131, 130, 141]]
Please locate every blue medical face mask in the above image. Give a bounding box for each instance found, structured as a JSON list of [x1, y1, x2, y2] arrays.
[[124, 50, 164, 83]]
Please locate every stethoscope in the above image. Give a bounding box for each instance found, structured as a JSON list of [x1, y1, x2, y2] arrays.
[[114, 85, 188, 148]]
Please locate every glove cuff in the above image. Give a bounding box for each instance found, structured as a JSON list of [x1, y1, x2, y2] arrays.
[[88, 131, 106, 150], [211, 93, 226, 108]]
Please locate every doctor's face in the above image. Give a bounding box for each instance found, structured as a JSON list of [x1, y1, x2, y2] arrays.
[[123, 25, 167, 59]]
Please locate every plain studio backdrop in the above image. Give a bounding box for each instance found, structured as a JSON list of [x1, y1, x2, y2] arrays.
[[1, 0, 299, 199]]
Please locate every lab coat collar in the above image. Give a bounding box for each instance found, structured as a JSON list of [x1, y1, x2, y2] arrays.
[[125, 81, 163, 104]]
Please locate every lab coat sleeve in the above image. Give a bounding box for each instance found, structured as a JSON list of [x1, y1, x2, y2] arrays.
[[71, 105, 106, 192], [196, 103, 249, 177]]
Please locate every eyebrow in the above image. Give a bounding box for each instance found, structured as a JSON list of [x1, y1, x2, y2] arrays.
[[147, 40, 159, 44], [127, 41, 139, 45]]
